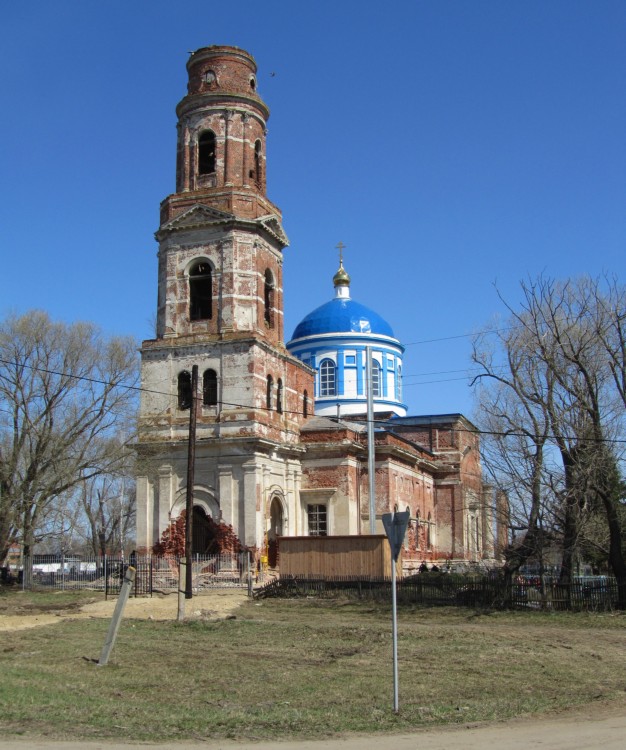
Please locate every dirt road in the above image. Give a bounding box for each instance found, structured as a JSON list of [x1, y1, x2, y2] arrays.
[[0, 702, 624, 750]]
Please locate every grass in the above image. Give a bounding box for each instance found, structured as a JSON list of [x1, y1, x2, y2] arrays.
[[0, 591, 625, 741]]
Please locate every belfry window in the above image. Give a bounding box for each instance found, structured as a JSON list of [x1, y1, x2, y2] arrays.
[[276, 378, 283, 413], [203, 369, 218, 406], [198, 130, 216, 175], [178, 371, 192, 410], [320, 359, 336, 397], [264, 269, 274, 327], [371, 361, 382, 398], [266, 375, 273, 410], [189, 261, 212, 321]]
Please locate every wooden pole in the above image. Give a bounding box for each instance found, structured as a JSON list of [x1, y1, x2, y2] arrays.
[[177, 557, 186, 621], [185, 365, 198, 599], [98, 566, 136, 666]]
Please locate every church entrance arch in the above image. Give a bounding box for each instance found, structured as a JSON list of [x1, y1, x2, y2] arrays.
[[267, 494, 285, 568], [171, 486, 220, 555], [192, 505, 216, 555]]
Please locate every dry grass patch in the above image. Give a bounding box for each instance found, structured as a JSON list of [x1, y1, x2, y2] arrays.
[[0, 593, 624, 742]]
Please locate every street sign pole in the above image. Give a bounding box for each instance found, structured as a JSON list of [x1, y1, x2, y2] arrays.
[[391, 548, 399, 713], [382, 509, 410, 714]]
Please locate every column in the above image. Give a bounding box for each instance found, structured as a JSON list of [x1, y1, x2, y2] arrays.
[[242, 113, 249, 186]]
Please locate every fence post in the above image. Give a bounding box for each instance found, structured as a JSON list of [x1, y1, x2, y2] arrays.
[[98, 566, 136, 666], [247, 552, 253, 597]]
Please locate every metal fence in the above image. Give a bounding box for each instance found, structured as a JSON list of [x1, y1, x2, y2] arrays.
[[255, 574, 622, 612], [13, 553, 254, 595]]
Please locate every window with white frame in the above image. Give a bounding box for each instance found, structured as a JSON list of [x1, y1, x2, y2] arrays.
[[371, 360, 382, 397], [307, 504, 328, 536], [319, 358, 336, 396]]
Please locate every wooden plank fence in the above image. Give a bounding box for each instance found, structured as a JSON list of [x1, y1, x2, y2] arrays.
[[278, 535, 397, 578]]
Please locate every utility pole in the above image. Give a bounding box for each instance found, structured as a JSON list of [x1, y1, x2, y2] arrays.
[[185, 365, 198, 599], [366, 347, 376, 534]]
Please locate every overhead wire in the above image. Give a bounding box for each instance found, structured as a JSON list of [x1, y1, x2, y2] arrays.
[[1, 356, 625, 446]]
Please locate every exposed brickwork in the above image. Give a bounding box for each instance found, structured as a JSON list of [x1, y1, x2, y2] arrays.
[[135, 48, 506, 573]]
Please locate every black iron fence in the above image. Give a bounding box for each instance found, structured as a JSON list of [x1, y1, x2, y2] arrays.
[[255, 574, 621, 611], [11, 553, 254, 595], [5, 558, 620, 611]]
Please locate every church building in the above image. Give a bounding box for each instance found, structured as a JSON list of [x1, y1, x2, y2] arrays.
[[135, 45, 506, 572]]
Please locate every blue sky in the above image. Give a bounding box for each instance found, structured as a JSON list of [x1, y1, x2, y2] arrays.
[[2, 1, 625, 418]]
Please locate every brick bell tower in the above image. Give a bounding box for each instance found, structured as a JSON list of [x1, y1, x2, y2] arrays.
[[136, 46, 314, 555]]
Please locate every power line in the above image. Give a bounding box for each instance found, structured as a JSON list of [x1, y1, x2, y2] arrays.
[[2, 356, 625, 446], [403, 375, 473, 387], [403, 326, 511, 347]]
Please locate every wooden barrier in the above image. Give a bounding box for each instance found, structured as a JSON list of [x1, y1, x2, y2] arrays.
[[278, 535, 395, 578]]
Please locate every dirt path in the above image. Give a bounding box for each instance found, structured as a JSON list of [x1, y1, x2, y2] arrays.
[[0, 589, 248, 631]]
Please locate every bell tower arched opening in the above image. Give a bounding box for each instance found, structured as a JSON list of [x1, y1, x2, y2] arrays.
[[189, 261, 213, 321], [198, 130, 216, 175]]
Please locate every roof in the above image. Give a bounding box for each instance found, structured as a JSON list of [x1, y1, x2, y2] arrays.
[[300, 415, 368, 433], [290, 297, 395, 341]]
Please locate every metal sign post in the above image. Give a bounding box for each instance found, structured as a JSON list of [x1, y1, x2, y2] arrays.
[[382, 509, 410, 714]]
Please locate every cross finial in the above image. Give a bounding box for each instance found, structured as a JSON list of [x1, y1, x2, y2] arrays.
[[336, 241, 346, 266]]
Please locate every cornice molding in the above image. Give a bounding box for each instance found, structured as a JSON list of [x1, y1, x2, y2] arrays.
[[155, 204, 288, 248]]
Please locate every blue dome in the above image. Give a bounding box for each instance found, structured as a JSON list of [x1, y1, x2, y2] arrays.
[[291, 297, 395, 340]]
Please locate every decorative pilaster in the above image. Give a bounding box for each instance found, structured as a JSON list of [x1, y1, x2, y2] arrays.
[[223, 110, 233, 186], [242, 113, 249, 186]]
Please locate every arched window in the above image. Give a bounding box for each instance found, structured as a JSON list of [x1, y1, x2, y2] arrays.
[[319, 359, 336, 397], [202, 369, 217, 406], [189, 261, 212, 321], [371, 361, 382, 397], [427, 512, 432, 549], [178, 371, 192, 410], [303, 389, 309, 418], [266, 375, 273, 410], [276, 378, 283, 413], [198, 130, 216, 175], [254, 140, 262, 186], [264, 269, 274, 327], [396, 364, 402, 401]]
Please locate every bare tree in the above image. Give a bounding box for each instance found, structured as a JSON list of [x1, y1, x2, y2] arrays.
[[0, 310, 139, 568], [473, 276, 626, 605], [473, 320, 558, 584], [78, 469, 136, 558]]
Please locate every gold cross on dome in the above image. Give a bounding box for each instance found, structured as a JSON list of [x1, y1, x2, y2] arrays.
[[336, 241, 346, 266]]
